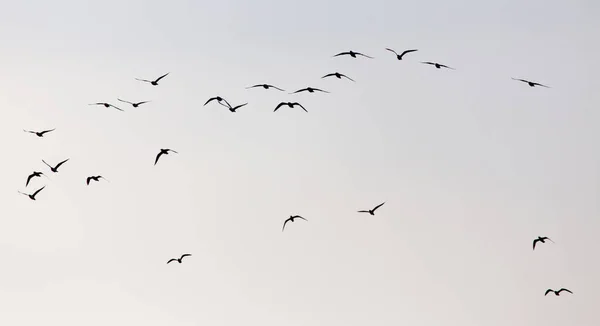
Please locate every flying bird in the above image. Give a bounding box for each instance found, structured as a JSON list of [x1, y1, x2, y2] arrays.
[[42, 159, 69, 173], [421, 62, 455, 70], [117, 99, 150, 107], [86, 175, 109, 185], [291, 87, 330, 94], [322, 72, 355, 82], [533, 236, 554, 250], [89, 102, 123, 111], [385, 48, 418, 60], [333, 51, 373, 59], [18, 186, 45, 201], [135, 72, 169, 86], [358, 202, 385, 215], [246, 84, 285, 91], [512, 78, 550, 88], [26, 171, 44, 187], [274, 102, 307, 113], [23, 128, 55, 137], [282, 215, 307, 232], [155, 148, 178, 165], [204, 96, 232, 109], [167, 254, 192, 264], [545, 288, 573, 296], [226, 103, 248, 113]]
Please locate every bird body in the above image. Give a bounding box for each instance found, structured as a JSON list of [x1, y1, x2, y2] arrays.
[[24, 128, 55, 137], [282, 215, 308, 231], [322, 72, 354, 82], [545, 288, 573, 296], [155, 149, 178, 165], [358, 202, 385, 215], [385, 48, 418, 60], [274, 102, 307, 112], [167, 253, 191, 264], [136, 72, 169, 86], [227, 103, 248, 113], [42, 159, 69, 173], [19, 186, 45, 200]]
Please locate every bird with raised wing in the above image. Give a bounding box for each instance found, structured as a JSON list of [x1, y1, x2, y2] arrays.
[[358, 202, 385, 215], [385, 48, 418, 60], [204, 96, 232, 109], [246, 84, 285, 92], [512, 78, 550, 88], [322, 72, 354, 82], [545, 288, 573, 296], [421, 62, 455, 70], [89, 102, 123, 111], [26, 171, 44, 187], [86, 175, 109, 185], [226, 103, 248, 113], [533, 236, 554, 250], [282, 215, 307, 232], [23, 128, 55, 137], [167, 254, 191, 264], [155, 149, 178, 165], [291, 87, 330, 94], [333, 51, 373, 59], [118, 99, 150, 107], [18, 186, 45, 201], [274, 102, 307, 113], [136, 72, 169, 86], [42, 159, 69, 173]]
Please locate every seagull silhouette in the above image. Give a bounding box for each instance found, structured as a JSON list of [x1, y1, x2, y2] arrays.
[[155, 149, 178, 165], [545, 288, 573, 296], [23, 128, 55, 137], [358, 202, 385, 215], [18, 186, 45, 201], [86, 175, 109, 185], [512, 78, 550, 88], [421, 62, 455, 70], [226, 103, 248, 113], [322, 72, 355, 82], [246, 84, 285, 91], [42, 159, 69, 173], [136, 72, 169, 86], [89, 102, 123, 111], [204, 96, 232, 109], [117, 99, 150, 107], [282, 215, 307, 231], [533, 236, 554, 250], [26, 171, 44, 187], [274, 102, 307, 113], [333, 51, 373, 59], [291, 87, 330, 94], [167, 254, 191, 264], [386, 48, 418, 60]]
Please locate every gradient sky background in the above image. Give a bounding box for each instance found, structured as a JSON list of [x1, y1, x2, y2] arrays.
[[1, 0, 599, 325]]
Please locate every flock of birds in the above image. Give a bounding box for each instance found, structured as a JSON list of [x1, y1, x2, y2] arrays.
[[19, 47, 568, 298]]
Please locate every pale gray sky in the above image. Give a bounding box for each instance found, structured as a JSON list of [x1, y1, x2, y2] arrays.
[[1, 0, 599, 325]]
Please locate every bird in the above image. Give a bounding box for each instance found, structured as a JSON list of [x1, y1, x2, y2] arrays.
[[226, 103, 248, 113], [274, 102, 307, 113], [23, 128, 55, 137], [26, 171, 44, 187], [291, 87, 330, 94], [135, 72, 169, 86], [18, 186, 45, 201], [358, 202, 385, 215], [333, 51, 373, 59], [89, 102, 123, 111], [204, 96, 232, 109], [117, 99, 150, 107], [155, 149, 178, 165], [167, 254, 191, 264], [421, 62, 455, 70], [385, 48, 418, 60], [86, 175, 109, 185], [282, 215, 307, 231], [42, 159, 69, 173], [512, 78, 550, 88], [545, 288, 573, 296], [533, 236, 554, 250], [246, 84, 285, 91], [322, 72, 355, 82]]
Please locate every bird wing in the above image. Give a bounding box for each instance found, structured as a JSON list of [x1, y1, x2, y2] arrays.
[[558, 288, 573, 294], [357, 210, 369, 213], [220, 98, 232, 108], [89, 103, 105, 106], [333, 52, 350, 57], [32, 186, 45, 197], [385, 48, 398, 55], [294, 216, 308, 221], [421, 62, 435, 65], [204, 97, 217, 106], [55, 159, 69, 170], [117, 98, 133, 105], [372, 202, 385, 212], [533, 239, 539, 250], [292, 102, 307, 112], [321, 73, 335, 79], [136, 101, 150, 105], [180, 254, 191, 259], [439, 64, 455, 70], [86, 177, 92, 185], [400, 49, 418, 57], [154, 151, 164, 165], [26, 173, 35, 186], [166, 259, 177, 264], [23, 129, 35, 133], [512, 78, 528, 83], [41, 160, 53, 169], [135, 78, 152, 83], [18, 190, 28, 197], [246, 84, 262, 89], [544, 289, 553, 296], [532, 82, 550, 88], [341, 74, 355, 82], [356, 52, 373, 58], [109, 104, 124, 111], [292, 89, 306, 94], [154, 72, 169, 83], [274, 102, 286, 112], [39, 128, 55, 135], [271, 85, 285, 91], [168, 149, 179, 154], [282, 219, 290, 231], [313, 88, 329, 93], [232, 103, 248, 110]]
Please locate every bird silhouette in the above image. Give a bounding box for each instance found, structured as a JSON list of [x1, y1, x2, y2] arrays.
[[246, 84, 285, 91], [23, 128, 55, 137], [26, 171, 44, 187], [167, 254, 191, 264], [155, 149, 178, 165], [282, 215, 307, 231], [136, 72, 169, 86], [322, 72, 354, 82], [533, 236, 554, 250], [89, 102, 123, 111], [226, 103, 248, 113], [545, 288, 573, 296], [421, 62, 455, 70], [117, 99, 150, 107], [333, 51, 373, 59], [291, 87, 330, 94], [204, 96, 232, 109], [274, 102, 307, 113], [18, 186, 45, 201], [358, 202, 385, 215], [512, 78, 550, 88], [385, 48, 418, 60], [42, 159, 69, 173], [86, 175, 109, 185]]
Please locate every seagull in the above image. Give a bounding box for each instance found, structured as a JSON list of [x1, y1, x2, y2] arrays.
[[42, 159, 69, 173], [167, 254, 192, 264], [512, 78, 550, 88], [545, 288, 573, 296], [282, 215, 307, 232], [86, 175, 109, 185], [117, 99, 151, 108], [291, 87, 330, 94], [274, 102, 307, 113], [155, 149, 178, 165], [385, 48, 418, 60], [226, 103, 248, 113], [333, 51, 373, 59], [89, 102, 123, 111], [135, 72, 169, 86], [204, 96, 232, 109], [18, 186, 45, 201], [421, 62, 455, 70], [322, 72, 354, 82], [26, 171, 44, 187], [23, 128, 55, 137], [246, 84, 285, 92], [533, 236, 554, 250], [358, 202, 385, 215]]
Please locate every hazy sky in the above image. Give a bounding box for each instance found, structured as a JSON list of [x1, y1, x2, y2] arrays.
[[1, 0, 599, 325]]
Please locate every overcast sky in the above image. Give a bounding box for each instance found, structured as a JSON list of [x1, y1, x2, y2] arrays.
[[1, 0, 599, 325]]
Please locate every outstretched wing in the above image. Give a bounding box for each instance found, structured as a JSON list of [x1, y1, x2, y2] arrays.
[[86, 177, 92, 185], [313, 88, 329, 93], [372, 202, 385, 212], [232, 103, 248, 110], [293, 216, 307, 221], [340, 74, 355, 82], [532, 82, 550, 88], [168, 149, 179, 154], [282, 219, 290, 232], [23, 129, 35, 134], [32, 186, 45, 197], [357, 210, 370, 213], [270, 85, 285, 91], [39, 128, 55, 135], [544, 289, 554, 296], [292, 88, 306, 94], [41, 160, 53, 169], [321, 73, 335, 79], [558, 288, 573, 294], [166, 259, 177, 264], [292, 102, 307, 112], [154, 151, 164, 165], [533, 239, 539, 250], [385, 48, 398, 56], [154, 72, 170, 83], [135, 78, 153, 83], [511, 78, 528, 83], [204, 97, 217, 106], [400, 49, 418, 58], [246, 84, 261, 89], [421, 61, 435, 65], [108, 104, 124, 111], [333, 52, 350, 57], [55, 159, 70, 170], [274, 102, 286, 112], [356, 52, 373, 59], [135, 101, 150, 106], [26, 173, 36, 186], [117, 98, 133, 105], [439, 64, 455, 70]]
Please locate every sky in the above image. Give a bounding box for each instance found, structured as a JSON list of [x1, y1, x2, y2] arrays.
[[1, 0, 599, 325]]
